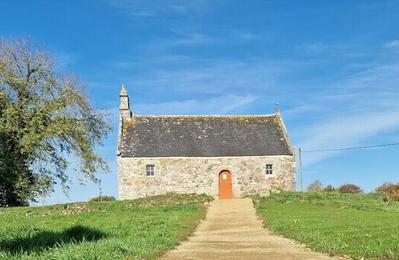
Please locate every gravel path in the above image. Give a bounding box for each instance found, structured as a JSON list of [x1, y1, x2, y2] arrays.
[[162, 198, 334, 260]]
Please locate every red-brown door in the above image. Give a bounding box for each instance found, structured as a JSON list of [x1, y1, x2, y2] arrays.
[[219, 170, 232, 199]]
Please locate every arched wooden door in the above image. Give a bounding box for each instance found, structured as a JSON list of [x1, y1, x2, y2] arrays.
[[219, 170, 232, 199]]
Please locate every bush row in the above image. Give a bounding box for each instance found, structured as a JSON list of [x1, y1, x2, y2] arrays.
[[307, 181, 399, 201]]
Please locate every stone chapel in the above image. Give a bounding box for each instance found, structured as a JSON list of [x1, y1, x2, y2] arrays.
[[117, 85, 296, 199]]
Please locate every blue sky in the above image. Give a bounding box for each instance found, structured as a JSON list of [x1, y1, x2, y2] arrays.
[[1, 0, 399, 204]]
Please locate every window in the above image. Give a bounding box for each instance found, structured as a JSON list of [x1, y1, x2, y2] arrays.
[[146, 164, 155, 176], [266, 164, 273, 175]]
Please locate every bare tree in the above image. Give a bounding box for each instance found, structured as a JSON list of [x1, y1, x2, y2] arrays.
[[307, 180, 323, 192]]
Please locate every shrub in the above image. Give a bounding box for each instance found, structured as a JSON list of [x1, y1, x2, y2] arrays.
[[307, 180, 323, 192], [88, 196, 116, 202], [338, 184, 362, 194], [376, 183, 399, 202], [323, 184, 336, 192]]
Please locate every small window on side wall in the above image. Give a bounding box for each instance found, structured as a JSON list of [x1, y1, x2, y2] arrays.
[[146, 164, 155, 176], [266, 164, 273, 175]]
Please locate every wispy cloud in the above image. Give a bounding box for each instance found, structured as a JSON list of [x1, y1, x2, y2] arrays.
[[149, 29, 260, 51], [135, 94, 258, 115], [105, 0, 220, 18], [152, 32, 212, 49], [384, 40, 399, 51], [298, 108, 399, 165], [119, 56, 302, 97], [299, 42, 349, 56], [173, 32, 210, 45], [291, 53, 399, 166], [233, 31, 259, 41]]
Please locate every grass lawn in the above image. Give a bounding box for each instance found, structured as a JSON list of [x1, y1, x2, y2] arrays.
[[253, 192, 399, 259], [0, 193, 212, 259]]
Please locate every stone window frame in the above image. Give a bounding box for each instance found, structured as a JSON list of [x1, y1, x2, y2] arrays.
[[265, 164, 273, 175], [146, 164, 155, 176]]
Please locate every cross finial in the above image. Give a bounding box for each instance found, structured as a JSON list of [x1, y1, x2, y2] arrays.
[[275, 103, 280, 114]]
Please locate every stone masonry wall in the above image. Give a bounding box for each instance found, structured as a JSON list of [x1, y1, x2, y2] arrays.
[[118, 155, 296, 199]]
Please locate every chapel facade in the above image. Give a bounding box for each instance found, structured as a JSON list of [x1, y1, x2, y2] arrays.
[[117, 85, 296, 199]]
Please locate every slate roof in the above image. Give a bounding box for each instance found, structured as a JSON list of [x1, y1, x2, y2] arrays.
[[119, 115, 293, 157]]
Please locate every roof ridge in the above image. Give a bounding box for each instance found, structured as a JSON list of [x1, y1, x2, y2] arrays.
[[133, 114, 277, 118]]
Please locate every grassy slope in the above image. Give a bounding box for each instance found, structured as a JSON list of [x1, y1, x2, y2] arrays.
[[253, 192, 399, 259], [0, 193, 213, 259]]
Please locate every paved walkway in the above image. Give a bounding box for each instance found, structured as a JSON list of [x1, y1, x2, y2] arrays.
[[162, 198, 333, 260]]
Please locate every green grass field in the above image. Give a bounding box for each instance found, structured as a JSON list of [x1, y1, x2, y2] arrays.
[[0, 193, 212, 259], [253, 192, 399, 259]]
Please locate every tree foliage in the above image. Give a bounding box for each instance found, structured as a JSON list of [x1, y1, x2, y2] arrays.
[[323, 184, 336, 192], [0, 39, 110, 207], [338, 184, 362, 194], [307, 180, 323, 192], [376, 182, 399, 202]]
